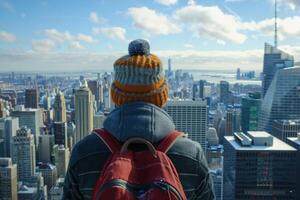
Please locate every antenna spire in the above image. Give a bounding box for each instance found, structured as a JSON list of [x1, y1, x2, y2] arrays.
[[274, 0, 278, 48]]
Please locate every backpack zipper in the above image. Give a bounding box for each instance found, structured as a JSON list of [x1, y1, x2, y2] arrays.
[[96, 179, 183, 200]]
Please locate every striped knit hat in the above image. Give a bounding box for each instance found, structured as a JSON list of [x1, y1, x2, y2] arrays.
[[111, 39, 168, 107]]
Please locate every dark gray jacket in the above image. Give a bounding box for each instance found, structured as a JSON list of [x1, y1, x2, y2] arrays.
[[63, 102, 215, 199]]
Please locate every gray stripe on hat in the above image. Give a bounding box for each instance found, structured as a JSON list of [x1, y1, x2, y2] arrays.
[[114, 64, 163, 85]]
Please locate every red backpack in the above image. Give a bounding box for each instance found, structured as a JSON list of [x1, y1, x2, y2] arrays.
[[92, 129, 187, 200]]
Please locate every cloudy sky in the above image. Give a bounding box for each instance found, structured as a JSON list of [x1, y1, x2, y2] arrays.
[[0, 0, 300, 72]]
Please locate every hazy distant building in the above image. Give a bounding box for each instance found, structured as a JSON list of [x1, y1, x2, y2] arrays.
[[49, 178, 64, 200], [53, 145, 70, 178], [0, 117, 19, 157], [38, 133, 55, 163], [241, 92, 261, 133], [25, 89, 39, 109], [53, 91, 67, 123], [225, 108, 240, 136], [210, 169, 223, 200], [75, 80, 94, 143], [93, 113, 106, 129], [224, 131, 297, 200], [262, 43, 294, 97], [207, 127, 219, 146], [0, 158, 18, 200], [52, 121, 67, 147], [67, 122, 75, 150], [258, 66, 300, 133], [220, 81, 230, 104], [12, 127, 36, 182], [37, 163, 57, 191], [199, 80, 205, 99], [165, 100, 208, 150]]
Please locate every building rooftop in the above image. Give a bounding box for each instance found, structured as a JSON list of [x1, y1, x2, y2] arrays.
[[225, 131, 296, 151], [273, 119, 300, 125], [287, 133, 300, 147]]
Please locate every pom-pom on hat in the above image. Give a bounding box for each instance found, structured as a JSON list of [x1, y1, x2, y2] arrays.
[[111, 39, 168, 107]]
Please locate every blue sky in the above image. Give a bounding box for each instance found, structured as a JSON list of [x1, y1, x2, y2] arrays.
[[0, 0, 300, 72]]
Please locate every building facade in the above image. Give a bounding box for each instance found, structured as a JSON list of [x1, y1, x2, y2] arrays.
[[224, 131, 297, 200], [0, 158, 18, 200], [241, 92, 261, 133], [53, 91, 67, 123], [74, 80, 94, 143], [12, 127, 36, 182], [164, 100, 208, 150], [25, 88, 39, 109], [258, 66, 300, 133], [272, 120, 300, 142]]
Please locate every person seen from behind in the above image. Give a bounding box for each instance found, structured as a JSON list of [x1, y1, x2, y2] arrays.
[[63, 39, 215, 200]]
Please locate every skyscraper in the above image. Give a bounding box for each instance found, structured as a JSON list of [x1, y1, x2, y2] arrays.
[[11, 108, 44, 148], [164, 100, 208, 150], [224, 131, 297, 200], [53, 145, 70, 178], [225, 108, 241, 136], [0, 158, 18, 200], [287, 133, 300, 200], [220, 81, 230, 105], [12, 127, 36, 182], [0, 117, 19, 157], [25, 88, 39, 109], [258, 66, 300, 133], [52, 121, 67, 147], [75, 80, 94, 143], [262, 43, 294, 97], [241, 92, 261, 133], [36, 162, 57, 191], [272, 120, 300, 142], [53, 91, 67, 123], [38, 133, 55, 163], [199, 80, 205, 99]]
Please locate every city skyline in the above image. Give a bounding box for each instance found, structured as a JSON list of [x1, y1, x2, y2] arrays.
[[1, 0, 300, 72]]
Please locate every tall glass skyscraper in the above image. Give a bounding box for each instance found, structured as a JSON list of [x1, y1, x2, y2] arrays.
[[262, 43, 294, 97], [241, 92, 261, 133], [258, 66, 300, 133]]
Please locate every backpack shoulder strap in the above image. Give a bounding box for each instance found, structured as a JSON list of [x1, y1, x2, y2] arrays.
[[93, 128, 121, 153], [157, 130, 185, 153]]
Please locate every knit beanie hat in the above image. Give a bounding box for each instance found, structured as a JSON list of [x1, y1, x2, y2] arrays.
[[111, 39, 168, 107]]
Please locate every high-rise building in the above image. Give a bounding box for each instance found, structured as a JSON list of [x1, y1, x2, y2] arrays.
[[262, 43, 294, 97], [103, 84, 111, 111], [67, 122, 75, 150], [225, 108, 240, 136], [49, 178, 64, 200], [210, 169, 223, 200], [38, 133, 55, 163], [36, 163, 57, 191], [199, 80, 205, 99], [0, 158, 18, 200], [12, 127, 36, 182], [220, 81, 230, 105], [272, 120, 300, 142], [53, 145, 70, 178], [287, 133, 300, 200], [241, 92, 261, 133], [164, 100, 208, 150], [53, 91, 66, 123], [11, 108, 44, 148], [88, 80, 99, 105], [25, 88, 39, 109], [224, 131, 297, 200], [74, 80, 94, 143], [52, 121, 67, 147], [192, 83, 198, 100], [93, 113, 106, 129], [236, 68, 241, 80], [0, 117, 19, 157], [258, 66, 300, 132], [43, 94, 51, 110]]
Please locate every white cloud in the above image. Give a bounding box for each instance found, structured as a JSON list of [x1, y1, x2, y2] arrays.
[[241, 16, 300, 39], [93, 27, 126, 41], [174, 4, 247, 44], [128, 7, 181, 35], [31, 39, 55, 52], [184, 43, 193, 48], [77, 33, 95, 43], [0, 31, 16, 42], [278, 0, 300, 10], [69, 41, 84, 49], [89, 11, 105, 24], [154, 0, 177, 6]]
